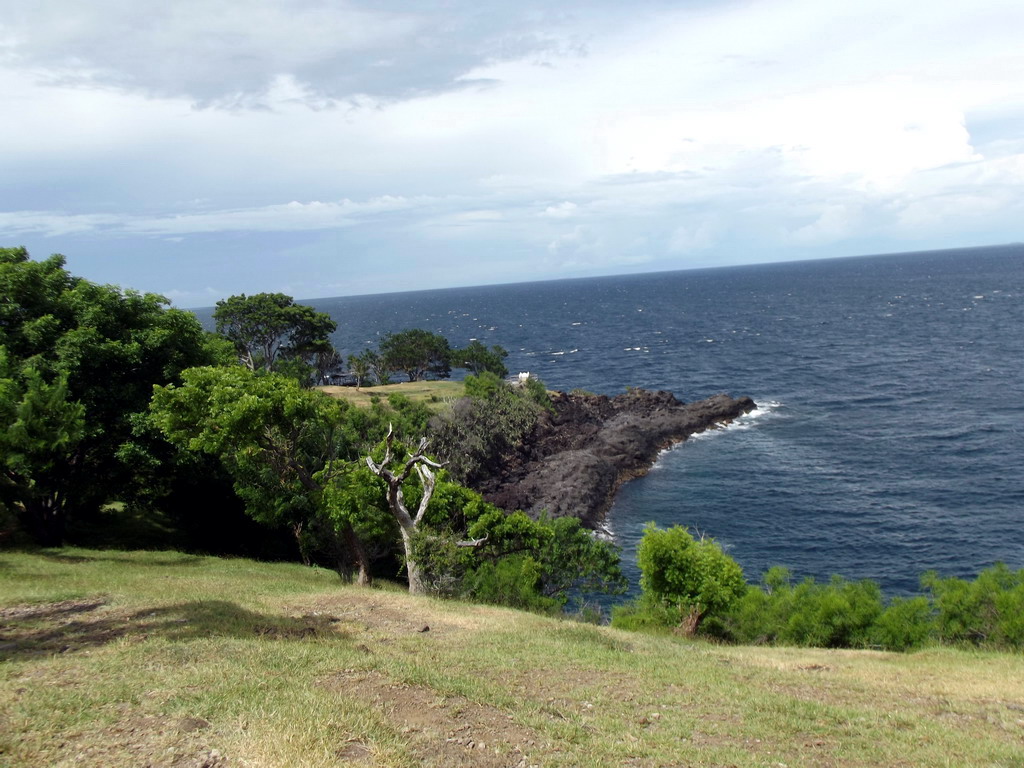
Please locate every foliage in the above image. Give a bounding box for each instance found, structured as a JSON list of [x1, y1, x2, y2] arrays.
[[379, 329, 452, 382], [454, 340, 509, 378], [622, 523, 746, 634], [708, 568, 886, 649], [462, 370, 504, 399], [465, 555, 561, 613], [347, 351, 371, 387], [0, 354, 85, 544], [349, 349, 390, 386], [0, 246, 227, 545], [213, 292, 337, 375], [396, 476, 625, 609], [519, 375, 554, 411], [149, 366, 379, 580], [923, 563, 1024, 649], [870, 596, 934, 651], [697, 563, 1024, 652], [429, 373, 544, 485]]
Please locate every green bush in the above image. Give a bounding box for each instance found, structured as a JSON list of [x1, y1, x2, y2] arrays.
[[871, 596, 934, 651], [782, 576, 884, 648], [463, 371, 504, 400], [625, 524, 745, 635], [924, 563, 1024, 649], [465, 555, 561, 613], [711, 568, 889, 649]]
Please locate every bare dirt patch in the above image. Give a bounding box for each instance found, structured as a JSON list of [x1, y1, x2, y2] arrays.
[[54, 714, 225, 768], [322, 669, 545, 767], [292, 593, 481, 640]]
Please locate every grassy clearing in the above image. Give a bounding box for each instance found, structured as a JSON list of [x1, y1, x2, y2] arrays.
[[2, 549, 1023, 767], [317, 380, 464, 411]]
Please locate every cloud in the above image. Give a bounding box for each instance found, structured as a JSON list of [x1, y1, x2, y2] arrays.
[[0, 196, 428, 238], [0, 0, 614, 108], [541, 201, 578, 218]]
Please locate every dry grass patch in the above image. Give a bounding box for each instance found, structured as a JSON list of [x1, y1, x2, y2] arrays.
[[316, 380, 464, 411], [3, 549, 1024, 767]]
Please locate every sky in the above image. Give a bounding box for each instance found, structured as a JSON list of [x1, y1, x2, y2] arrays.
[[2, 0, 1023, 307]]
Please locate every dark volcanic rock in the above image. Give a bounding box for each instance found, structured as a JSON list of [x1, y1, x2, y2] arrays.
[[480, 390, 756, 528]]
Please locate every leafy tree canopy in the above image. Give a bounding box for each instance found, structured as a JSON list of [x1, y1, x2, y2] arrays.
[[213, 292, 336, 374], [0, 246, 228, 544], [429, 372, 543, 486], [379, 329, 452, 382], [455, 340, 509, 378]]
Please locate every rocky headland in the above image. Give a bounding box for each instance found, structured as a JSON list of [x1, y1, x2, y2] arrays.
[[479, 389, 757, 528]]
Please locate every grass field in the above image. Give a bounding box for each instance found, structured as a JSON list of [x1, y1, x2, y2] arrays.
[[317, 380, 465, 411], [2, 549, 1022, 767]]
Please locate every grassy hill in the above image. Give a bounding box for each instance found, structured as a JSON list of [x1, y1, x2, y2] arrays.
[[2, 550, 1022, 767]]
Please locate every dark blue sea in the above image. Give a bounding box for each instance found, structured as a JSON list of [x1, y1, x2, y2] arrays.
[[202, 244, 1024, 595]]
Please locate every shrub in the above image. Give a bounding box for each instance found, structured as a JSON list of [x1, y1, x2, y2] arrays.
[[871, 596, 934, 651], [924, 563, 1024, 649], [781, 576, 883, 648], [711, 568, 887, 649], [465, 555, 561, 613], [631, 524, 746, 635]]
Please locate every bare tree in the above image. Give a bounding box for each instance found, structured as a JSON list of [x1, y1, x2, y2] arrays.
[[365, 427, 446, 594]]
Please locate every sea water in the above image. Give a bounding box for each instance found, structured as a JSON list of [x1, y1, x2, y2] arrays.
[[203, 244, 1024, 595]]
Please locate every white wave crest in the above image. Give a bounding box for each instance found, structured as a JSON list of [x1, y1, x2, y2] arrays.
[[686, 399, 783, 441]]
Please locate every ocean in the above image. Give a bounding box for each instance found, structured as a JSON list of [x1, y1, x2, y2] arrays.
[[204, 244, 1024, 595]]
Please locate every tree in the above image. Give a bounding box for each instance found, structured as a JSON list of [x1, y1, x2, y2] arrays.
[[455, 340, 509, 378], [379, 329, 452, 382], [213, 292, 337, 374], [364, 427, 450, 595], [0, 354, 85, 544], [150, 366, 375, 583], [635, 523, 746, 635], [429, 373, 543, 486], [0, 247, 228, 545], [348, 349, 390, 387], [347, 353, 370, 388]]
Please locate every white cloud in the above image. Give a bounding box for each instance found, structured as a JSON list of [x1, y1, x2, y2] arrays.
[[541, 201, 578, 218], [0, 196, 428, 237]]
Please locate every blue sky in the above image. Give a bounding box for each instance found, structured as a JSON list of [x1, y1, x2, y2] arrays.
[[2, 0, 1023, 306]]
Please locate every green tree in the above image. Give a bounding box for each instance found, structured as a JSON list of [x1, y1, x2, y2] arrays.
[[0, 354, 85, 544], [0, 247, 227, 545], [150, 366, 380, 583], [213, 292, 337, 374], [429, 373, 544, 486], [455, 340, 509, 378], [347, 352, 371, 388], [634, 523, 746, 635], [379, 329, 452, 382]]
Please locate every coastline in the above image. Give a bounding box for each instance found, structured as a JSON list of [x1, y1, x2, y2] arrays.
[[478, 389, 757, 528]]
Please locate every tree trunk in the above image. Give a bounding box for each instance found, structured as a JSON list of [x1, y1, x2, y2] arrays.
[[341, 522, 372, 586], [20, 496, 66, 547], [399, 526, 427, 595], [675, 604, 703, 637]]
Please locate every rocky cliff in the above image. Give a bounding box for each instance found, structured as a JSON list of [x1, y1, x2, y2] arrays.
[[479, 389, 756, 528]]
